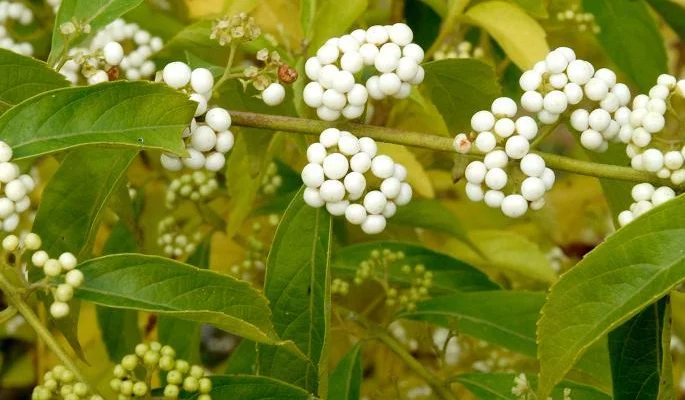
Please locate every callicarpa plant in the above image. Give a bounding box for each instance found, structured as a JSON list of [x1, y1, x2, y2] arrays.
[[2, 0, 685, 399]]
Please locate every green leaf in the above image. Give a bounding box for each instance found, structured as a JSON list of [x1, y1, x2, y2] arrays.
[[400, 291, 612, 389], [332, 242, 498, 293], [392, 199, 472, 242], [75, 254, 299, 353], [609, 298, 673, 400], [0, 49, 68, 115], [422, 59, 501, 133], [537, 194, 685, 398], [511, 0, 548, 18], [583, 0, 667, 91], [399, 291, 543, 356], [259, 187, 332, 395], [464, 1, 549, 69], [158, 238, 212, 364], [0, 81, 194, 160], [187, 375, 311, 400], [48, 0, 144, 65], [301, 0, 317, 39], [97, 221, 141, 362], [456, 373, 610, 400], [647, 0, 685, 41], [224, 340, 257, 375], [309, 0, 368, 52], [329, 343, 363, 400], [33, 148, 137, 259]]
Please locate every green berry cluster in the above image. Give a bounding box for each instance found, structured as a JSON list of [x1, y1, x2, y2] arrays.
[[555, 6, 600, 34], [166, 171, 219, 209], [32, 365, 101, 400], [386, 264, 432, 311], [157, 216, 202, 259], [433, 41, 484, 61], [331, 278, 349, 295], [210, 12, 261, 46], [260, 163, 283, 195], [4, 232, 82, 319], [229, 216, 279, 280], [110, 342, 212, 400], [350, 248, 432, 311]]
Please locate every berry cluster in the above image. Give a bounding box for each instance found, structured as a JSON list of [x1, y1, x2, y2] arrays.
[[331, 278, 350, 295], [460, 97, 555, 217], [260, 162, 283, 195], [166, 171, 218, 209], [520, 47, 632, 151], [302, 128, 413, 234], [11, 232, 82, 319], [157, 216, 202, 259], [0, 1, 33, 56], [624, 76, 685, 183], [303, 23, 425, 121], [433, 41, 484, 61], [160, 61, 234, 172], [228, 220, 269, 280], [32, 365, 102, 400], [0, 141, 36, 232], [60, 19, 163, 84], [554, 6, 600, 34], [351, 248, 432, 311], [111, 342, 212, 400], [617, 183, 676, 227]]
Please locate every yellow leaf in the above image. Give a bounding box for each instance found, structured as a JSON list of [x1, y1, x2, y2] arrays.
[[252, 0, 302, 48], [465, 0, 549, 69], [183, 0, 258, 19], [378, 143, 435, 199]]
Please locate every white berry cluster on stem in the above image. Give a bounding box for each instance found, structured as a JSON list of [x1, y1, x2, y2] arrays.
[[60, 19, 163, 85], [623, 76, 685, 184], [160, 61, 234, 172], [32, 365, 102, 400], [302, 128, 412, 234], [521, 47, 632, 152], [166, 171, 219, 209], [111, 342, 212, 400], [0, 1, 34, 56], [304, 23, 425, 121], [157, 216, 202, 259], [10, 232, 82, 319], [0, 141, 36, 232], [458, 96, 555, 218], [617, 183, 676, 227]]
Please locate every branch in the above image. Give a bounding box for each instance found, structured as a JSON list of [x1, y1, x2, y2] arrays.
[[229, 111, 679, 188]]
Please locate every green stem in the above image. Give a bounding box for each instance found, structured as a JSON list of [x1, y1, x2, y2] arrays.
[[425, 0, 471, 59], [0, 270, 91, 387], [228, 111, 681, 189], [363, 320, 458, 400], [530, 118, 563, 149], [213, 44, 239, 95]]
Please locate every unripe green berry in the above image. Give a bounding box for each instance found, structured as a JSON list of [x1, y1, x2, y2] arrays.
[[190, 365, 204, 379], [198, 377, 212, 393], [121, 354, 138, 371], [159, 355, 175, 371], [110, 378, 122, 392], [73, 382, 88, 396], [60, 384, 73, 395], [132, 381, 148, 396], [143, 350, 160, 366], [117, 394, 131, 400], [43, 371, 54, 381], [197, 394, 211, 400], [166, 370, 183, 385], [161, 345, 176, 358], [134, 343, 148, 357], [183, 376, 199, 392], [149, 341, 162, 352], [2, 235, 18, 251], [55, 283, 74, 302], [163, 384, 180, 398], [60, 369, 75, 383], [44, 259, 62, 277], [113, 364, 126, 378], [24, 233, 42, 250], [64, 394, 78, 400], [44, 378, 57, 391], [120, 380, 133, 395], [174, 360, 189, 374], [52, 365, 66, 375]]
